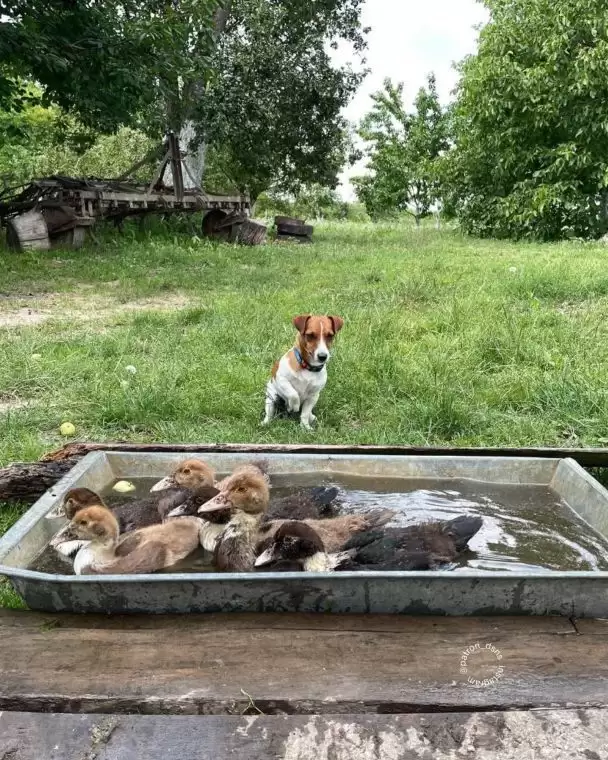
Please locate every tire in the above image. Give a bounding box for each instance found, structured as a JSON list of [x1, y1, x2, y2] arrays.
[[276, 222, 314, 237]]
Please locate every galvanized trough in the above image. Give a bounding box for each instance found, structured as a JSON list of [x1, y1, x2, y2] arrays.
[[1, 451, 608, 616]]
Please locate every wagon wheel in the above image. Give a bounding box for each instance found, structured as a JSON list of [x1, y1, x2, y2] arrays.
[[202, 208, 230, 239]]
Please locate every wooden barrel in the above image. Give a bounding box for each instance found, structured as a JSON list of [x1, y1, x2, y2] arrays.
[[6, 210, 51, 252]]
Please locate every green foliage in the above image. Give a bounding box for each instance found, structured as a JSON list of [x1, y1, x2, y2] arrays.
[[0, 0, 222, 133], [447, 0, 608, 240], [353, 75, 449, 222], [194, 0, 367, 200], [0, 96, 153, 184], [255, 184, 368, 221]]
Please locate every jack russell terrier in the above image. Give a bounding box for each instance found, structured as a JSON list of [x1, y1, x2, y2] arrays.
[[262, 314, 344, 430]]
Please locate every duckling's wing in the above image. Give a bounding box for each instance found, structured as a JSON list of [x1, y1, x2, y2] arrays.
[[115, 531, 144, 556], [267, 486, 340, 521], [95, 541, 169, 575], [112, 499, 162, 533]]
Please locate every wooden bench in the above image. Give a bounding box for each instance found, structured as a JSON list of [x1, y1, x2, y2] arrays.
[[0, 611, 607, 758]]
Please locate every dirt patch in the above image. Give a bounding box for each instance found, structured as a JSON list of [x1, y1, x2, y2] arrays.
[[0, 308, 49, 328], [0, 395, 31, 413], [0, 293, 193, 328]]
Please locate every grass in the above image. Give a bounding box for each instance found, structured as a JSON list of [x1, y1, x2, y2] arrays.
[[2, 218, 608, 604]]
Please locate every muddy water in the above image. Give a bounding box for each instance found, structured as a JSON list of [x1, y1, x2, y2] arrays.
[[30, 473, 608, 574]]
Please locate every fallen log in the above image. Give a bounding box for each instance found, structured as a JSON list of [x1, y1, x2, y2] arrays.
[[0, 458, 80, 505]]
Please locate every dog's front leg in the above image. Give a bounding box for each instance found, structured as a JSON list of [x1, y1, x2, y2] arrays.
[[274, 377, 301, 414], [300, 393, 320, 430]]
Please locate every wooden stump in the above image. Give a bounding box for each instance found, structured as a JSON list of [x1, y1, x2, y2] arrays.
[[6, 211, 50, 252], [234, 219, 267, 245]]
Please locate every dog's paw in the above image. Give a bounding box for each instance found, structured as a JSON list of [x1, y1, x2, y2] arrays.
[[287, 400, 301, 414]]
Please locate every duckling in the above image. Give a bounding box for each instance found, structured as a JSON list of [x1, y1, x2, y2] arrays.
[[48, 486, 184, 534], [197, 469, 270, 572], [198, 472, 395, 567], [156, 458, 340, 522], [254, 521, 354, 572], [68, 504, 206, 575], [149, 459, 221, 519], [339, 515, 483, 571], [253, 508, 396, 554]]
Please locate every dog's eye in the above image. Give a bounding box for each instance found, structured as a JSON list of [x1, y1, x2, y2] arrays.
[[305, 332, 317, 340]]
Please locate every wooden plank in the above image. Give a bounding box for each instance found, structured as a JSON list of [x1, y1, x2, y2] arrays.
[[0, 609, 574, 635], [2, 610, 605, 715], [2, 710, 608, 760], [40, 441, 608, 468]]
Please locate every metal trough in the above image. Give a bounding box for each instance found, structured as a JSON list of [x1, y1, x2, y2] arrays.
[[1, 451, 608, 616]]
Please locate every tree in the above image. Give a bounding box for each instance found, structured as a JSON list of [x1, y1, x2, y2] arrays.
[[353, 75, 449, 224], [193, 0, 367, 200], [447, 0, 608, 241], [0, 1, 223, 134]]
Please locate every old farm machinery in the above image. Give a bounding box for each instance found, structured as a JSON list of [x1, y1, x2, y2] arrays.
[[0, 132, 265, 251]]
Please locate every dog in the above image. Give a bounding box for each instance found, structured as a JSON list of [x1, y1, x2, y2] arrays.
[[262, 314, 344, 430]]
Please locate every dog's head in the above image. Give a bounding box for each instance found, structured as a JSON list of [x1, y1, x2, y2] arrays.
[[292, 314, 344, 368]]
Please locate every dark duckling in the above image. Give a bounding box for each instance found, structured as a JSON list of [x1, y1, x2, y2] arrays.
[[339, 515, 483, 571], [254, 521, 354, 572]]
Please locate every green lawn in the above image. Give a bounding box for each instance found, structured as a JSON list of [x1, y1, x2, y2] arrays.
[[2, 220, 608, 460], [2, 219, 608, 606]]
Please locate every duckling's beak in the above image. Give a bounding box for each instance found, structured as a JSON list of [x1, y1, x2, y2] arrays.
[[254, 547, 276, 567], [46, 503, 65, 519], [166, 503, 188, 518], [150, 476, 175, 492], [197, 492, 231, 513]]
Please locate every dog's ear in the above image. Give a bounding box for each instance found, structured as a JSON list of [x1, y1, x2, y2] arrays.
[[292, 314, 311, 334], [328, 316, 344, 334]]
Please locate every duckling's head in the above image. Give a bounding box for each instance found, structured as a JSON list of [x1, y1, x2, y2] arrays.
[[70, 506, 120, 545], [150, 459, 215, 493], [254, 522, 324, 569], [197, 470, 269, 516], [46, 487, 104, 520]]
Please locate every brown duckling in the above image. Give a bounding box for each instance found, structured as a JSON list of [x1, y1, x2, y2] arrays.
[[149, 459, 220, 519], [197, 469, 270, 572], [68, 504, 206, 575], [198, 471, 395, 569], [339, 515, 483, 571], [48, 485, 190, 534], [156, 458, 340, 523], [254, 521, 354, 572]]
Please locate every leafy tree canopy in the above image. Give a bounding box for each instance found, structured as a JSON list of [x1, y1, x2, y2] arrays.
[[353, 74, 448, 222], [447, 0, 608, 240], [0, 0, 221, 134], [194, 0, 367, 200]]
